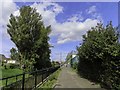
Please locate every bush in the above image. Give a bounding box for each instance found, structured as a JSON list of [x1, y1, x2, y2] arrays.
[[77, 22, 120, 89], [8, 63, 20, 69], [3, 64, 7, 69], [72, 62, 78, 69]]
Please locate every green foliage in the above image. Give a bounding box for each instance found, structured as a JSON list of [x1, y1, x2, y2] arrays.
[[39, 68, 61, 89], [72, 62, 78, 70], [10, 48, 20, 61], [7, 63, 20, 69], [0, 66, 30, 87], [1, 67, 23, 78], [51, 61, 60, 67], [7, 6, 51, 71], [77, 22, 120, 89]]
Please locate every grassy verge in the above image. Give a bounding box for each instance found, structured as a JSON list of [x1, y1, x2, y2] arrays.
[[0, 66, 23, 87], [2, 68, 23, 78], [0, 66, 23, 78], [70, 66, 78, 73], [38, 68, 61, 89]]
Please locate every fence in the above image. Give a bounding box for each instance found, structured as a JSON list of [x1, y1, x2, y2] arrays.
[[0, 66, 60, 90]]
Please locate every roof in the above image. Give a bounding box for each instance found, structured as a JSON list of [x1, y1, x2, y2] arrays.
[[0, 54, 11, 61], [0, 54, 6, 61]]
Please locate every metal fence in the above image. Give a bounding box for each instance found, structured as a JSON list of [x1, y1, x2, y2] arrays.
[[0, 66, 60, 90]]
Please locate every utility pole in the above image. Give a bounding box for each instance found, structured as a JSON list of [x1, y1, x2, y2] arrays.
[[55, 52, 67, 66], [60, 52, 62, 63]]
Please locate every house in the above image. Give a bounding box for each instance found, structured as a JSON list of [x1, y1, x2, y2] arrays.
[[0, 54, 11, 61], [7, 60, 20, 64], [7, 60, 16, 64], [69, 51, 79, 67], [71, 54, 79, 64], [0, 54, 9, 63], [0, 54, 20, 65], [0, 54, 6, 61]]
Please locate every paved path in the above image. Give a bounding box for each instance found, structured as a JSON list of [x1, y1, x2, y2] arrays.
[[54, 66, 105, 89]]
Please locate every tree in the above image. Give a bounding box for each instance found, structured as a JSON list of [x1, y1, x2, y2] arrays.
[[7, 6, 51, 71], [10, 47, 20, 61], [77, 22, 120, 89]]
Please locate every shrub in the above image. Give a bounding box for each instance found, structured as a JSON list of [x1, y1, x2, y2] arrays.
[[72, 62, 78, 69], [77, 22, 120, 89], [8, 63, 20, 69]]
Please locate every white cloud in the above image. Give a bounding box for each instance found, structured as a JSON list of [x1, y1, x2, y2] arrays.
[[30, 3, 100, 44], [13, 10, 20, 16], [0, 0, 19, 38], [57, 38, 71, 44], [67, 12, 84, 22], [0, 0, 18, 56], [1, 0, 18, 25], [0, 1, 103, 58], [55, 19, 99, 44], [31, 2, 63, 26], [1, 2, 101, 47], [86, 5, 103, 21], [87, 5, 96, 14]]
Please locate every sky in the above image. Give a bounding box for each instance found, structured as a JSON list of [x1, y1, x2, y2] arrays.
[[0, 0, 119, 61]]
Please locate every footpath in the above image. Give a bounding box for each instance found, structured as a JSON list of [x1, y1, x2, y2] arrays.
[[54, 65, 105, 89]]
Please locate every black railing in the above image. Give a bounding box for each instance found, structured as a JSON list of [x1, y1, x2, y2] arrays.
[[0, 66, 60, 90]]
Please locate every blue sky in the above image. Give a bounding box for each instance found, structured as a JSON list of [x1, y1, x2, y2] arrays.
[[0, 1, 118, 61]]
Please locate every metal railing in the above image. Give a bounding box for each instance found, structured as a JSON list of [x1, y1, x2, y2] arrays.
[[0, 66, 60, 90]]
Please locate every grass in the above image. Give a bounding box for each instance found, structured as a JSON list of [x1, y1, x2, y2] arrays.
[[0, 66, 23, 78], [38, 68, 61, 89], [0, 66, 61, 88], [2, 68, 23, 78], [0, 66, 23, 87], [71, 67, 77, 72]]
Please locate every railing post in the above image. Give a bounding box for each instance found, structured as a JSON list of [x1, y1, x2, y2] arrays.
[[41, 69, 44, 83], [6, 79, 8, 86], [42, 73, 43, 83], [16, 76, 17, 82], [35, 71, 37, 89], [47, 68, 50, 76], [22, 73, 25, 90]]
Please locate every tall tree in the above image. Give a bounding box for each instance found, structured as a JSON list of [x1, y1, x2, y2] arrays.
[[7, 6, 51, 71], [77, 22, 120, 89]]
